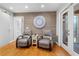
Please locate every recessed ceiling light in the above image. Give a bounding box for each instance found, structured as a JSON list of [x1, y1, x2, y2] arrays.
[[9, 7, 13, 9], [25, 5, 28, 8], [41, 4, 45, 8]]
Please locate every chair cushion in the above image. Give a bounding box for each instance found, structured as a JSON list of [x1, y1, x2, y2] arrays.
[[17, 38, 28, 46], [38, 39, 50, 48], [39, 39, 50, 45]]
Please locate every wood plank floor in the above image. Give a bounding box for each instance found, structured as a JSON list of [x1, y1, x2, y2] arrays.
[[0, 41, 70, 56]]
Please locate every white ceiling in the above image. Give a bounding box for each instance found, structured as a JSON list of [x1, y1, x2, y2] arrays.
[[74, 4, 79, 11], [0, 3, 67, 13]]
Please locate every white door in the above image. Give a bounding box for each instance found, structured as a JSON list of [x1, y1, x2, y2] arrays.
[[14, 16, 24, 40], [0, 11, 11, 47]]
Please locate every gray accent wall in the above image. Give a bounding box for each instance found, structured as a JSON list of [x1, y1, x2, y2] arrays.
[[14, 12, 56, 36]]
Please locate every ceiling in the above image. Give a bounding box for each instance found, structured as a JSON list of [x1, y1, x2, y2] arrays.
[[0, 3, 67, 13], [74, 4, 79, 11]]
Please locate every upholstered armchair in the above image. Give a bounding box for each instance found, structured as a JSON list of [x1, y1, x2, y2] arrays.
[[37, 30, 53, 51], [16, 29, 32, 48]]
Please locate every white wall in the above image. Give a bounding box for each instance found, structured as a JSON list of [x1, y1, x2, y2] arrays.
[[0, 8, 14, 47]]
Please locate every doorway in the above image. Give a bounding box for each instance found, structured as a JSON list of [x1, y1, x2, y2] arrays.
[[14, 16, 24, 40]]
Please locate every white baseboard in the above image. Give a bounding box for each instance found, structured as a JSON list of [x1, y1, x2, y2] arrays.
[[0, 39, 16, 48], [9, 39, 16, 43], [55, 42, 61, 46]]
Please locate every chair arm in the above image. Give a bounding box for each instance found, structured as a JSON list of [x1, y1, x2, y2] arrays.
[[37, 36, 43, 47], [49, 39, 52, 51], [37, 36, 43, 40]]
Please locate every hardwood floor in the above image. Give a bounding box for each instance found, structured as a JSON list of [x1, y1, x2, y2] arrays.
[[0, 41, 70, 56]]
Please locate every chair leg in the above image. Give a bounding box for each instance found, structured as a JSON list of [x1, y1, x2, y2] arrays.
[[16, 40, 18, 48], [49, 41, 52, 51], [37, 45, 39, 48], [37, 40, 39, 48], [49, 47, 51, 51]]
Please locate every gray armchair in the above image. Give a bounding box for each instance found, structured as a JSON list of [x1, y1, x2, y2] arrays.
[[37, 30, 53, 51], [16, 29, 32, 48]]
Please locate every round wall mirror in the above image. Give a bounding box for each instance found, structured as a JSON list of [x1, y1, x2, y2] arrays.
[[33, 16, 46, 28]]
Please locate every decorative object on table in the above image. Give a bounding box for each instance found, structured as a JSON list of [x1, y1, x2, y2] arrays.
[[32, 34, 38, 46], [33, 16, 46, 28], [37, 30, 53, 51]]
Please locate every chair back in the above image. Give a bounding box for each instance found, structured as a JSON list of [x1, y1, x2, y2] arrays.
[[42, 30, 53, 40], [43, 30, 53, 36]]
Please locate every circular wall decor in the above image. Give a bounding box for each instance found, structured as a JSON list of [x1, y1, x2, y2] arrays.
[[33, 16, 46, 28]]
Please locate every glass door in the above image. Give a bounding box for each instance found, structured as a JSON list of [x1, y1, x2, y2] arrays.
[[63, 12, 68, 46], [62, 12, 69, 46], [73, 4, 79, 54]]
